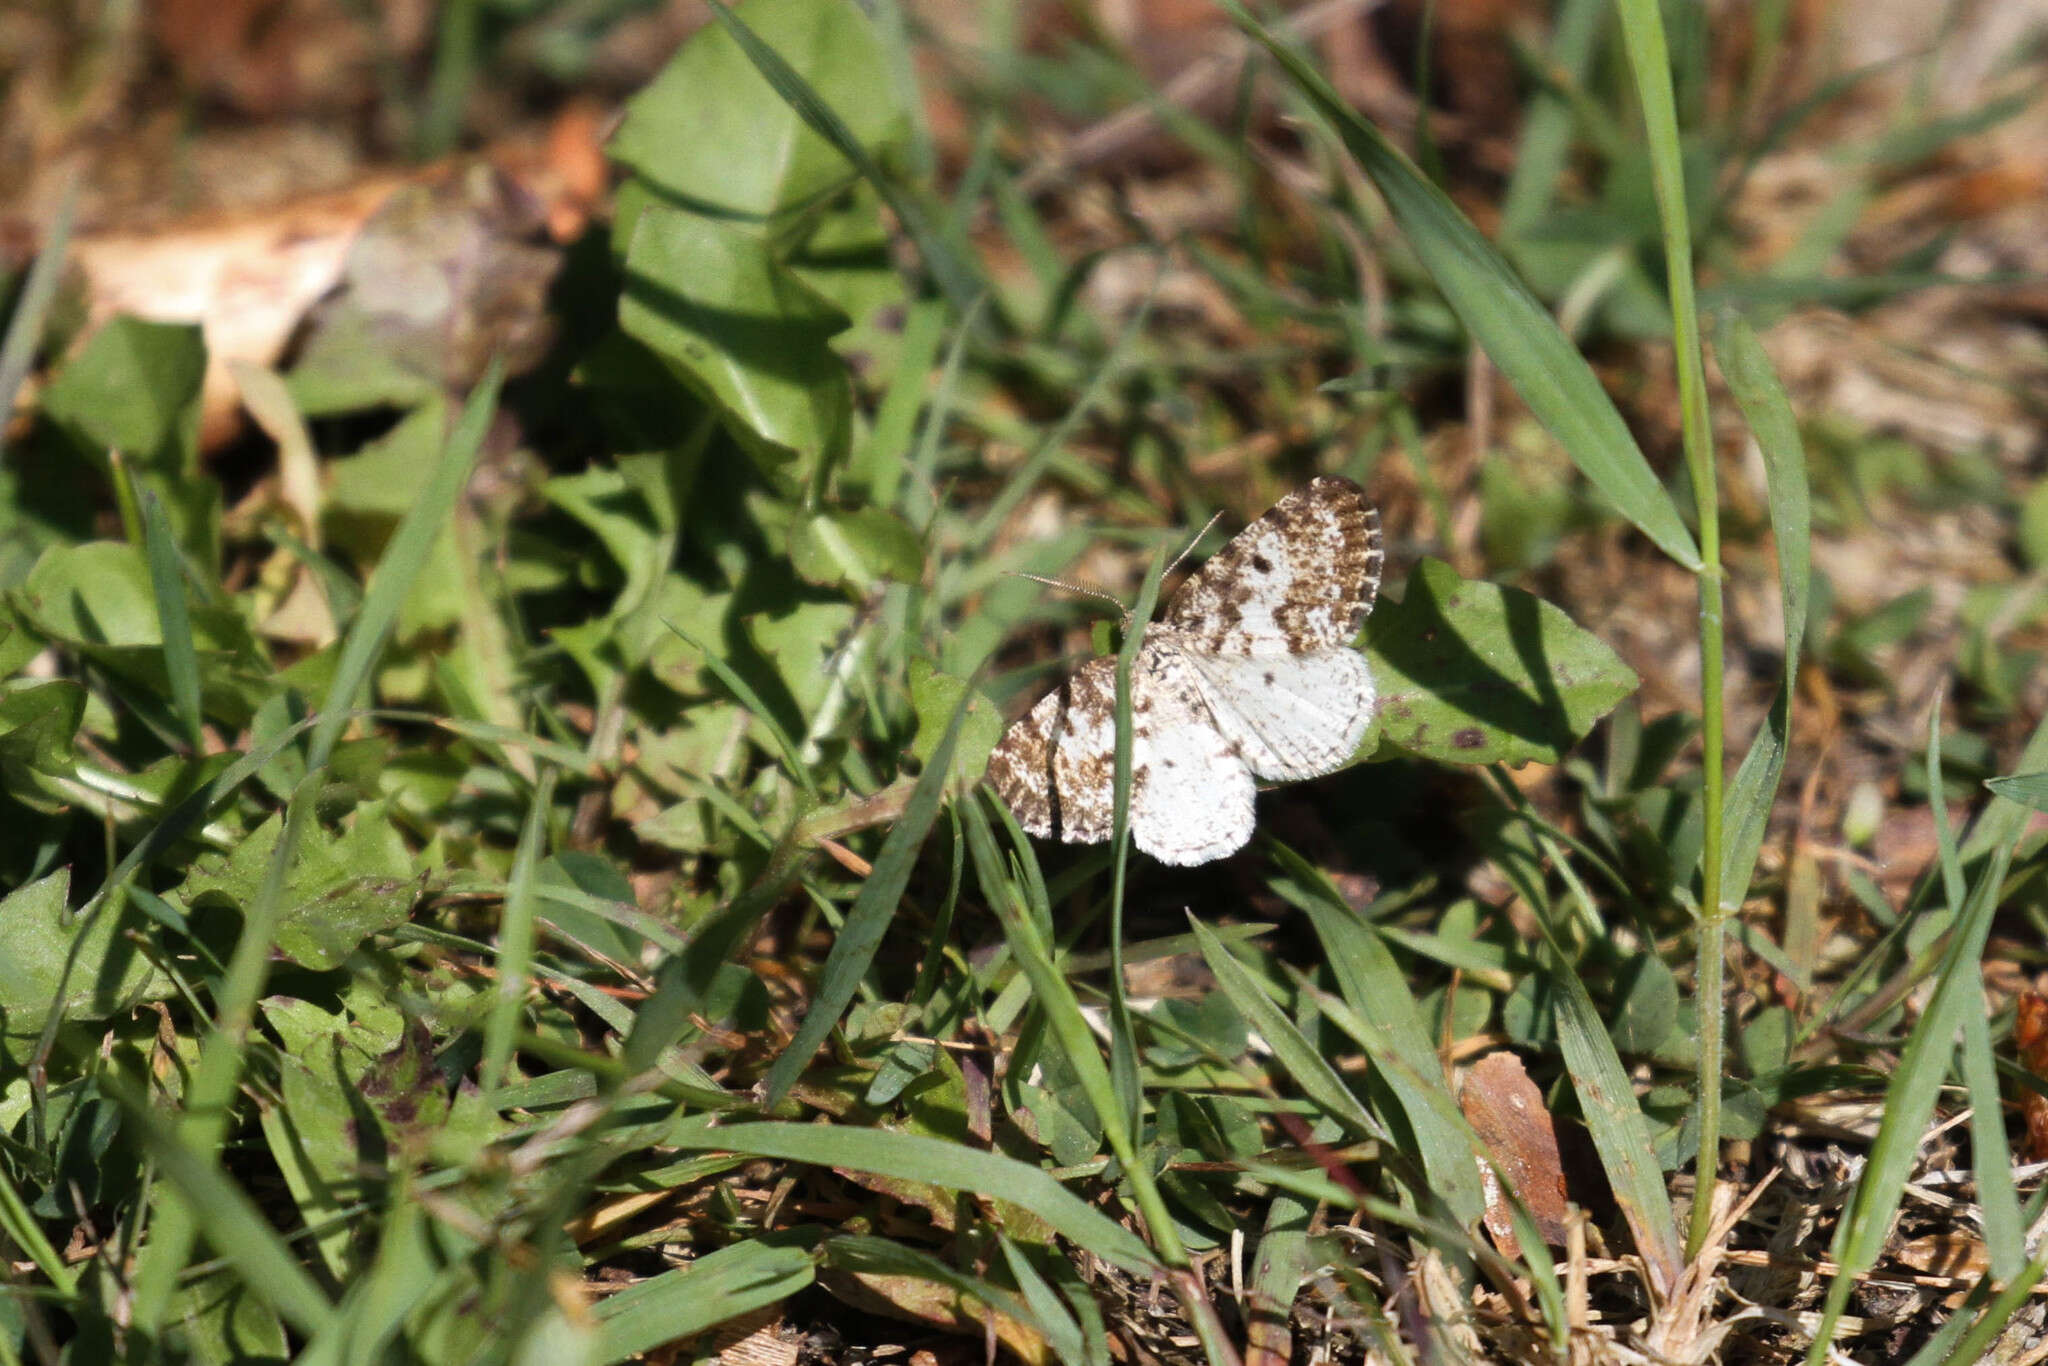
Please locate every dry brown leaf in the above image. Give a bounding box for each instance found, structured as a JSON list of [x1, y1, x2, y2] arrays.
[[1461, 1050, 1571, 1257]]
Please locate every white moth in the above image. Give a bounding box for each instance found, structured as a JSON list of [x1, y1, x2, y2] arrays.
[[987, 477, 1383, 865]]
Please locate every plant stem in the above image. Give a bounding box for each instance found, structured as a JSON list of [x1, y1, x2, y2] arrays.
[[1610, 0, 1727, 1261]]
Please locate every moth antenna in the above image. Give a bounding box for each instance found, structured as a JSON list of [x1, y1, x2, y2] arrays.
[[1008, 572, 1135, 627], [1164, 508, 1228, 583]]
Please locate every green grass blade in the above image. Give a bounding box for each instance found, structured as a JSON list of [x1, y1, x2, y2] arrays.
[[112, 1078, 337, 1336], [139, 491, 205, 751], [1498, 0, 1607, 238], [968, 281, 1157, 547], [1925, 694, 1967, 914], [485, 766, 557, 1092], [310, 362, 503, 772], [852, 295, 947, 506], [993, 1236, 1092, 1364], [1923, 1246, 2048, 1366], [1984, 771, 2048, 811], [1804, 715, 2015, 1361], [1109, 548, 1169, 1142], [592, 1241, 817, 1362], [1189, 917, 1384, 1142], [1286, 866, 1486, 1225], [623, 858, 804, 1073], [0, 1161, 74, 1297], [1959, 997, 2023, 1282], [759, 685, 971, 1104], [1962, 710, 2048, 860], [1611, 0, 1729, 1264], [81, 724, 311, 894], [820, 1234, 1079, 1361], [961, 795, 1195, 1283], [131, 781, 319, 1328], [293, 1186, 444, 1366], [906, 292, 986, 523], [132, 368, 502, 1331], [662, 619, 819, 800], [0, 174, 77, 467], [1714, 310, 1811, 913], [660, 1121, 1162, 1275], [1222, 0, 1700, 570], [1545, 943, 1684, 1296]]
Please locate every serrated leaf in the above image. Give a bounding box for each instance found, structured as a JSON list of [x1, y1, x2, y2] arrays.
[[173, 803, 422, 970], [621, 206, 853, 476], [1367, 558, 1638, 765]]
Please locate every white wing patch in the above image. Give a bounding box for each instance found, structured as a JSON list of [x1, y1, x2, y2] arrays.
[[987, 477, 1383, 866], [1177, 646, 1376, 782], [1129, 665, 1257, 866]]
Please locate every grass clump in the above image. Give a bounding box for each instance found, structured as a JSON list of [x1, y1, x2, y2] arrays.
[[3, 0, 2047, 1362]]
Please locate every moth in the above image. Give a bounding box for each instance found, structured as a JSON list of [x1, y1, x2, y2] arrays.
[[986, 477, 1382, 865]]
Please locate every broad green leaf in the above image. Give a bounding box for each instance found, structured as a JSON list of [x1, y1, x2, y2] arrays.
[[0, 679, 85, 788], [40, 317, 204, 474], [173, 803, 422, 971], [907, 661, 1001, 782], [791, 505, 923, 589], [787, 181, 913, 372], [744, 593, 859, 721], [1609, 951, 1680, 1055], [542, 466, 663, 583], [168, 1269, 289, 1366], [622, 206, 853, 475], [609, 0, 905, 226], [18, 540, 175, 644], [694, 0, 984, 313], [257, 993, 407, 1280], [1367, 558, 1638, 766], [0, 870, 162, 1037], [1225, 3, 1701, 570], [12, 540, 266, 725]]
